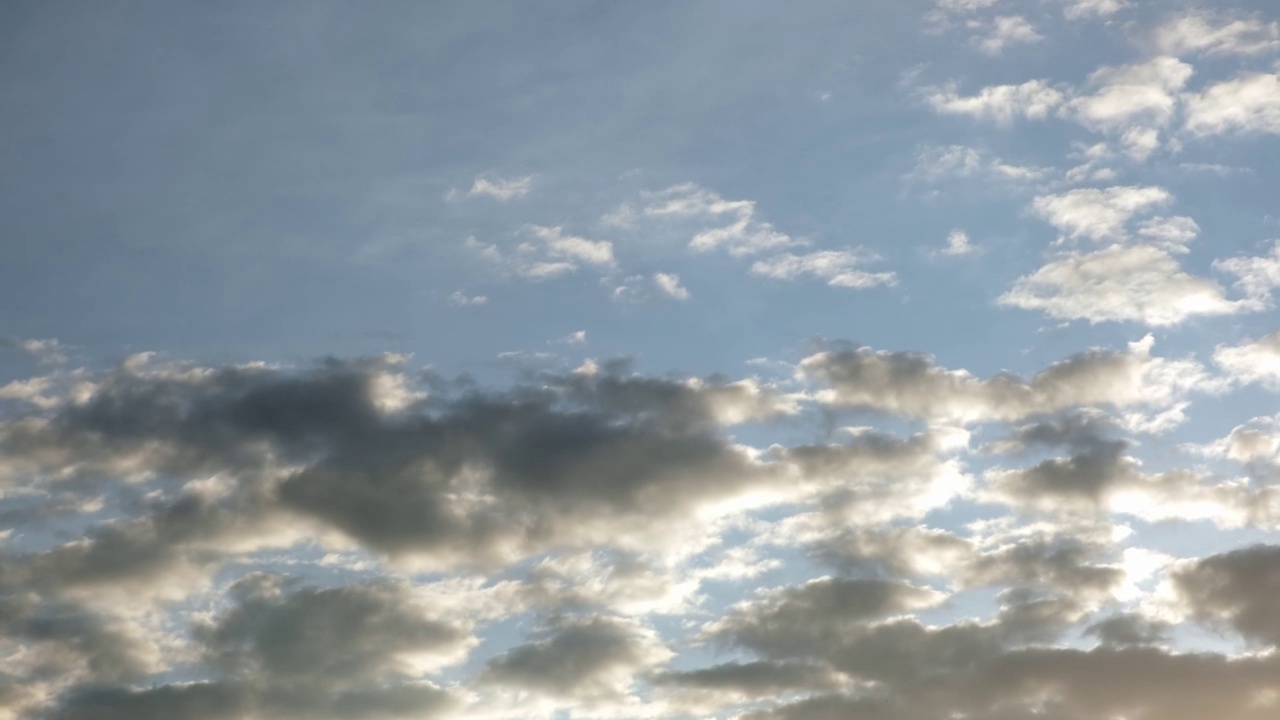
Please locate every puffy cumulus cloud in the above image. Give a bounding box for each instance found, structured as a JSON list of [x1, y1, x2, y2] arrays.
[[925, 79, 1065, 125], [999, 243, 1246, 326], [1152, 11, 1280, 57], [1030, 185, 1171, 243], [479, 616, 671, 705], [1062, 57, 1193, 158], [940, 229, 975, 256], [1191, 415, 1280, 468], [800, 334, 1209, 425], [1215, 239, 1280, 304], [1215, 331, 1280, 389], [651, 272, 690, 301], [1172, 545, 1280, 646], [1184, 73, 1280, 136], [750, 249, 897, 289], [640, 183, 802, 256]]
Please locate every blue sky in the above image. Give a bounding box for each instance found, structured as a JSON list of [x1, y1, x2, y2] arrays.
[[4, 1, 1280, 719]]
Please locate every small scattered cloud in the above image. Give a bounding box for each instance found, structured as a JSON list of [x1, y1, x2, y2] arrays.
[[999, 244, 1245, 326], [1061, 0, 1128, 21], [1031, 185, 1171, 243], [925, 79, 1065, 125], [941, 229, 976, 256], [653, 273, 691, 301], [1151, 11, 1280, 57], [1184, 73, 1280, 137], [970, 16, 1043, 55], [1, 337, 67, 366], [448, 291, 488, 307], [450, 174, 534, 201], [751, 249, 897, 289]]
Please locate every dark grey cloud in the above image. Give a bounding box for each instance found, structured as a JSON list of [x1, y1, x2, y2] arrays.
[[480, 615, 670, 701], [1173, 544, 1280, 646], [1084, 613, 1171, 647], [196, 574, 474, 683], [706, 577, 945, 659], [0, 355, 783, 577]]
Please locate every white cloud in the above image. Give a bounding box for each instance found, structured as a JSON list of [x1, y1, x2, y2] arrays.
[[454, 174, 534, 201], [448, 291, 488, 306], [2, 337, 67, 366], [1061, 0, 1128, 21], [563, 331, 587, 345], [926, 79, 1064, 125], [942, 229, 975, 256], [1153, 11, 1280, 57], [642, 184, 803, 256], [1216, 332, 1280, 389], [1214, 240, 1280, 304], [1063, 57, 1193, 158], [751, 250, 897, 289], [1031, 186, 1172, 243], [1136, 216, 1199, 253], [910, 144, 1048, 184], [652, 272, 691, 301], [971, 16, 1043, 55], [525, 225, 615, 267], [1184, 73, 1280, 137], [999, 243, 1245, 326]]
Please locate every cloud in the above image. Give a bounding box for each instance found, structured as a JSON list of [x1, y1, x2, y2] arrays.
[[1031, 186, 1172, 242], [447, 291, 487, 306], [0, 354, 802, 573], [480, 616, 671, 703], [652, 272, 690, 301], [940, 229, 975, 256], [750, 250, 897, 289], [705, 577, 947, 658], [925, 80, 1064, 125], [524, 225, 615, 268], [642, 184, 803, 256], [1061, 0, 1128, 21], [1215, 240, 1280, 303], [1184, 73, 1280, 136], [908, 144, 1048, 184], [464, 227, 615, 283], [801, 334, 1209, 424], [1152, 11, 1280, 57], [971, 16, 1043, 55], [457, 175, 533, 201], [1173, 545, 1280, 646], [1063, 58, 1193, 158], [1215, 331, 1280, 389], [1, 337, 67, 366], [999, 243, 1246, 326]]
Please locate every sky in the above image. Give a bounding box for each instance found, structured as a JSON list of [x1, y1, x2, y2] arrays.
[[3, 0, 1280, 718]]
